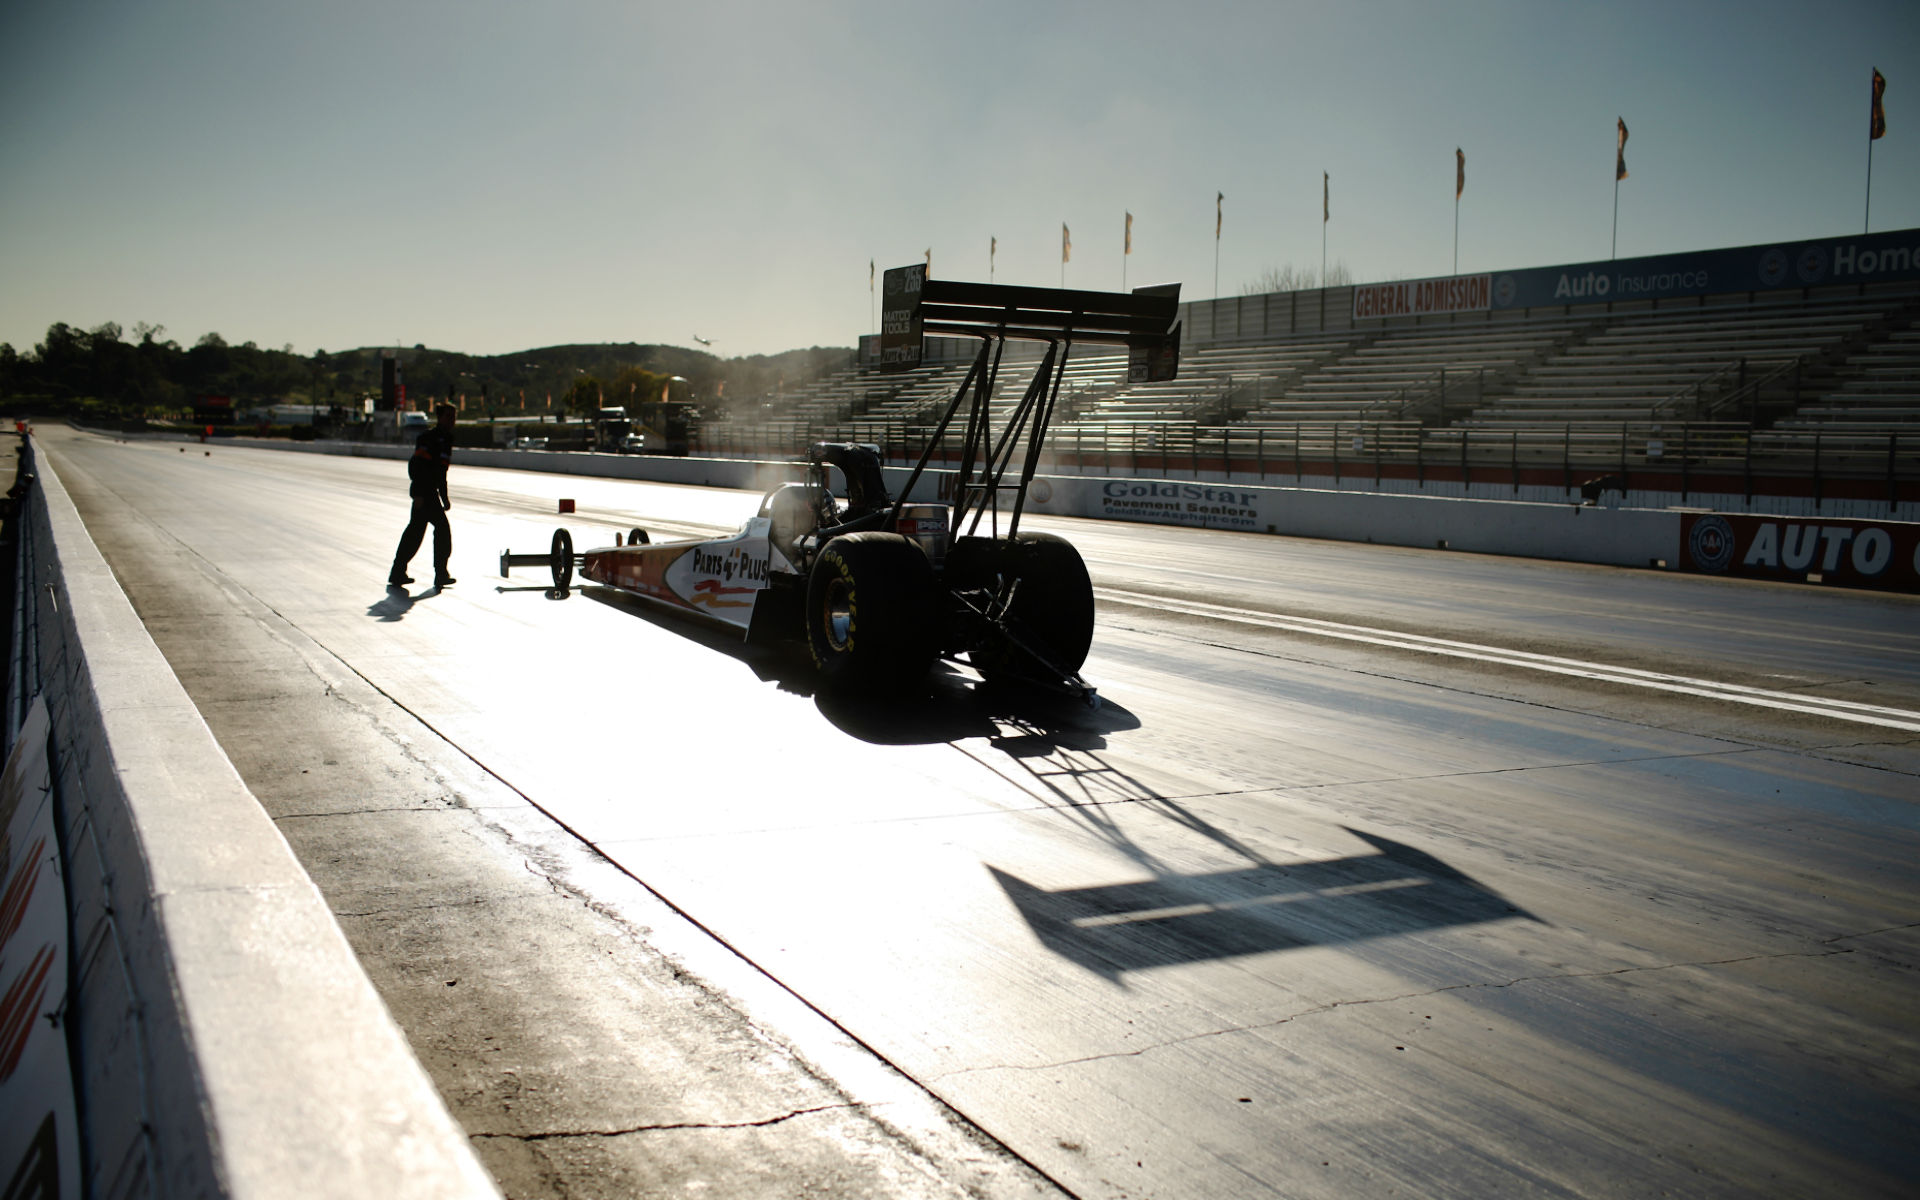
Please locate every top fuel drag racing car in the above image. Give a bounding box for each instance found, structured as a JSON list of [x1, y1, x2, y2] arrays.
[[503, 269, 1182, 699]]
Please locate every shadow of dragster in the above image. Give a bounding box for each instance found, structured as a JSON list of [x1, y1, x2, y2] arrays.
[[572, 582, 1141, 746], [564, 583, 1531, 980], [991, 829, 1536, 981]]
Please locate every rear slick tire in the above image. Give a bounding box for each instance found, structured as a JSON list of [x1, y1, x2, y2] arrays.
[[970, 532, 1094, 683], [806, 532, 937, 692]]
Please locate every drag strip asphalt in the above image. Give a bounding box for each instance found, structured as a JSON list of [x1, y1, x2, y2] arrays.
[[1095, 586, 1920, 732], [42, 430, 1920, 1200]]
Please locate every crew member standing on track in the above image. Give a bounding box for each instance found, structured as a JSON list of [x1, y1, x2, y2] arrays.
[[389, 402, 458, 589]]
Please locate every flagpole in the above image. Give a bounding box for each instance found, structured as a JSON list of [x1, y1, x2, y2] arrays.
[[1865, 134, 1875, 235], [1612, 117, 1626, 260], [1612, 177, 1620, 260], [1454, 148, 1463, 276]]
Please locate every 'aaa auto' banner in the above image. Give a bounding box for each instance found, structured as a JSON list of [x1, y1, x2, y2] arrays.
[[1680, 513, 1920, 592]]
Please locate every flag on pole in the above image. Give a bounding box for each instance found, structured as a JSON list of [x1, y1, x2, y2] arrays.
[[1323, 173, 1329, 222], [1456, 148, 1465, 198], [990, 235, 996, 264], [1215, 192, 1223, 239], [1872, 68, 1887, 139], [924, 248, 931, 273], [1124, 211, 1133, 255], [1062, 223, 1071, 263], [869, 258, 874, 290], [1616, 117, 1629, 180]]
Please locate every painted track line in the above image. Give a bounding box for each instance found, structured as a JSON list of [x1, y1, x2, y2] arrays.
[[1096, 586, 1920, 734]]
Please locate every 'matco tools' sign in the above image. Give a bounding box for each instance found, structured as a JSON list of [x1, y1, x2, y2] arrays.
[[879, 264, 926, 373], [1680, 513, 1920, 592]]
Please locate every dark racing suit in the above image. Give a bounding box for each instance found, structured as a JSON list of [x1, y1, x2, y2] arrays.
[[390, 425, 454, 583]]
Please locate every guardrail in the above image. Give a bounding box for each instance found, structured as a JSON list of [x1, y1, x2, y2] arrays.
[[691, 418, 1919, 508], [5, 436, 498, 1200]]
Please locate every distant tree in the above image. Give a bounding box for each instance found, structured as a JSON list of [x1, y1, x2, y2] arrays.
[[1242, 261, 1354, 294], [609, 365, 669, 407], [562, 375, 602, 417], [184, 332, 232, 391]]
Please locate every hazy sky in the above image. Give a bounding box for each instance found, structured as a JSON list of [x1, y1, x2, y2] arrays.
[[3, 0, 1915, 359]]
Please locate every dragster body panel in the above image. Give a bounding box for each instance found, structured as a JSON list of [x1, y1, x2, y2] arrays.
[[579, 517, 786, 634]]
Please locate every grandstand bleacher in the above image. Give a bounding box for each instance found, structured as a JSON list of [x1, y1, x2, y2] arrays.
[[700, 233, 1920, 515]]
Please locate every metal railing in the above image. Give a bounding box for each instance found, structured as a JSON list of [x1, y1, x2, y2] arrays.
[[693, 417, 1919, 505]]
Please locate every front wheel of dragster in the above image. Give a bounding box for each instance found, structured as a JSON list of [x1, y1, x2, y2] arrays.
[[969, 532, 1094, 683], [550, 528, 573, 591], [806, 532, 937, 691]]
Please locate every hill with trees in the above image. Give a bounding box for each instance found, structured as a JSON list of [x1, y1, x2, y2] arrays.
[[0, 321, 851, 425]]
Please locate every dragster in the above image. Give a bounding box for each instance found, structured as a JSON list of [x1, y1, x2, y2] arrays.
[[502, 267, 1182, 698]]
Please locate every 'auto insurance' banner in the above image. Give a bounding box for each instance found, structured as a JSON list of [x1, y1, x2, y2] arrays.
[[1492, 227, 1920, 310], [1357, 227, 1920, 321], [1680, 513, 1920, 591]]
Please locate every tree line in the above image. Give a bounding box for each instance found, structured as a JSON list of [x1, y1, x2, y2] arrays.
[[0, 321, 853, 421]]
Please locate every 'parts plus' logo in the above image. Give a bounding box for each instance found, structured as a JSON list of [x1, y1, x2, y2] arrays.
[[1688, 515, 1736, 572]]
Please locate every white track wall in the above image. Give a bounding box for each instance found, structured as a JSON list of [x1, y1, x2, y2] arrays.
[[15, 437, 499, 1200]]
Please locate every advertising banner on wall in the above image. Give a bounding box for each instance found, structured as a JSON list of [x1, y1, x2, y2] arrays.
[[1353, 275, 1492, 320], [0, 698, 81, 1200], [1490, 227, 1920, 310], [1354, 227, 1920, 321], [1679, 513, 1920, 592]]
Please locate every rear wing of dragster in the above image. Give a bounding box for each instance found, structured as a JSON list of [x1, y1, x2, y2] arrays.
[[878, 265, 1182, 542]]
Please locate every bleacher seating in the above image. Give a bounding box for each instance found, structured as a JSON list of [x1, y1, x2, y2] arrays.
[[698, 277, 1920, 481], [1774, 327, 1920, 434]]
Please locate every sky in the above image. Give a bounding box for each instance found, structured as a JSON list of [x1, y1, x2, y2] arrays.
[[2, 0, 1916, 360]]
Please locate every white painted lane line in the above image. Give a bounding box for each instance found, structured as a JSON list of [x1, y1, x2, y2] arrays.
[[1096, 587, 1920, 734]]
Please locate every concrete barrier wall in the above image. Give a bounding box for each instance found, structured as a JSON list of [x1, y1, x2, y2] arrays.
[[1013, 474, 1682, 568], [17, 438, 499, 1199]]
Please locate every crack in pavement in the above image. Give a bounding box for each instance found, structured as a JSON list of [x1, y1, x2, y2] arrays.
[[467, 1103, 862, 1142], [929, 938, 1878, 1081], [332, 895, 528, 919]]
